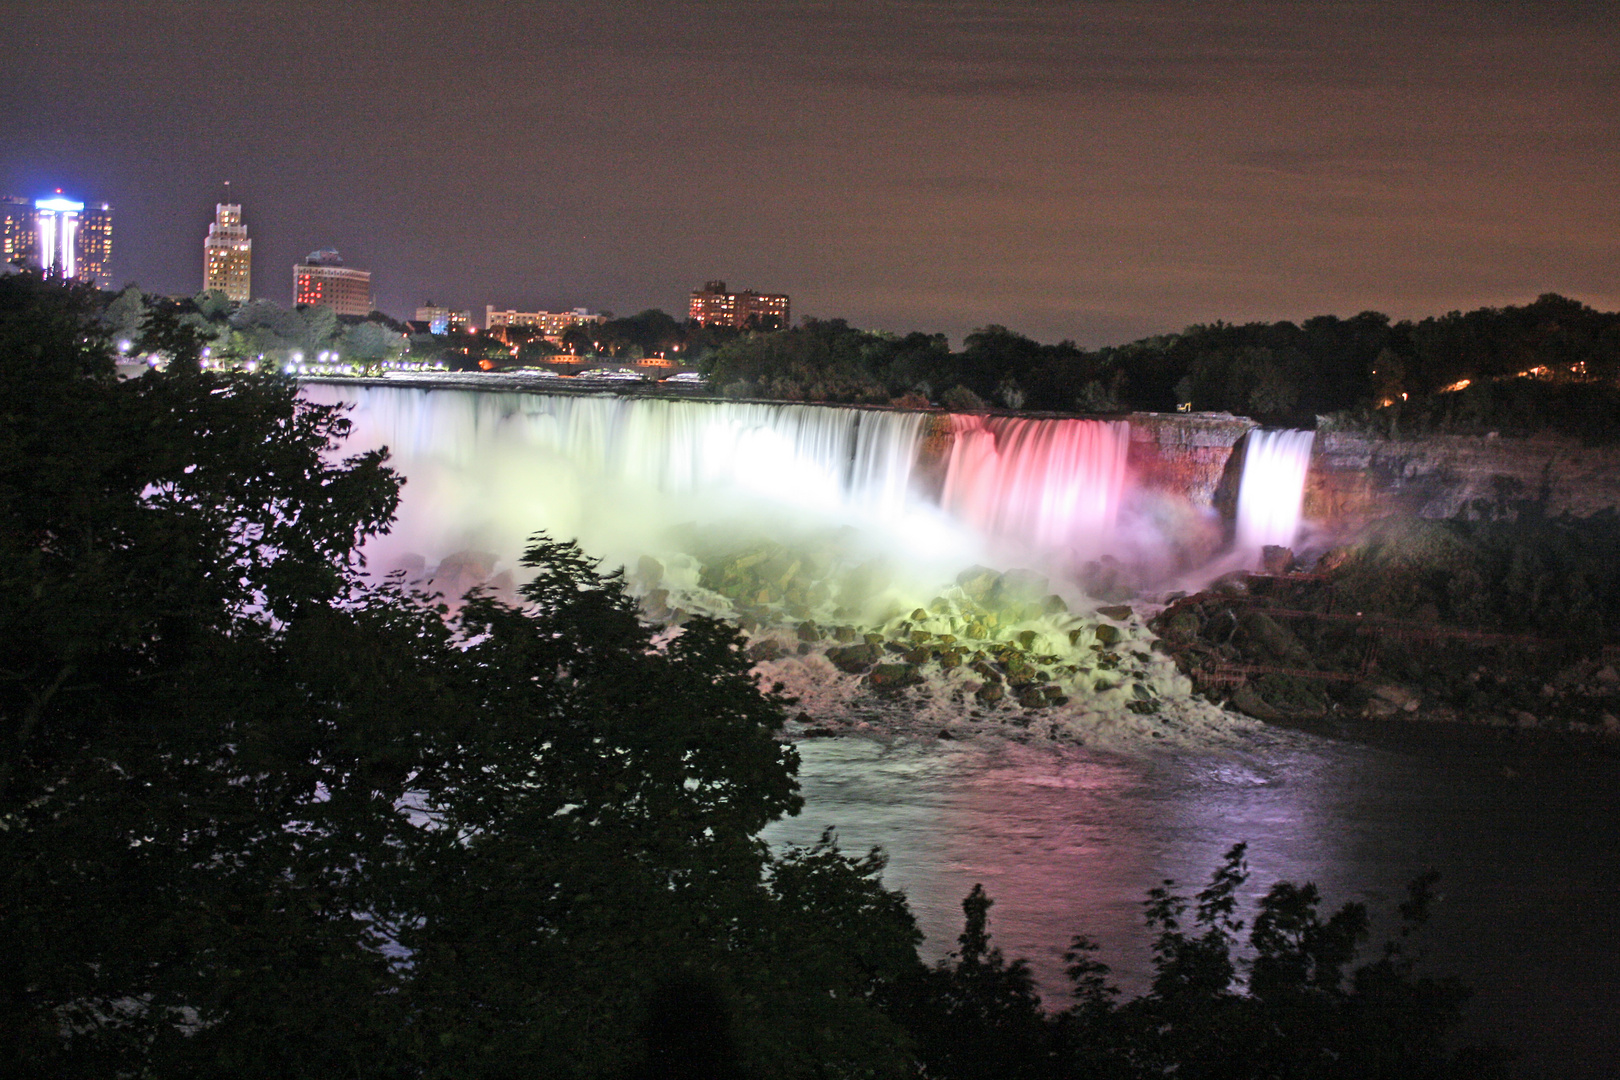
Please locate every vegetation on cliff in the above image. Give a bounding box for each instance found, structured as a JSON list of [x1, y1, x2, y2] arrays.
[[695, 293, 1620, 439], [1152, 515, 1620, 733]]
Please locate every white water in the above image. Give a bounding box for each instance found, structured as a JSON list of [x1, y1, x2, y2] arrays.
[[1234, 429, 1315, 553], [303, 386, 1323, 748]]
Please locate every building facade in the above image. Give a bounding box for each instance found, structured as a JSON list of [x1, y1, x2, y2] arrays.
[[414, 304, 471, 335], [688, 280, 789, 329], [484, 305, 605, 343], [1, 193, 113, 286], [293, 249, 372, 317], [1, 197, 33, 268], [203, 203, 252, 302]]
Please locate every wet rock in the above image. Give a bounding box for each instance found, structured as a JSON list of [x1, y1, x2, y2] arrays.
[[866, 663, 922, 690], [1230, 684, 1292, 722], [1096, 604, 1134, 621], [1162, 609, 1200, 643], [1260, 545, 1296, 574], [1371, 683, 1421, 712], [1080, 558, 1136, 602], [1094, 624, 1121, 647], [956, 565, 1002, 603], [903, 646, 934, 665], [747, 640, 783, 662], [796, 620, 821, 642], [826, 643, 880, 673], [1017, 687, 1049, 709], [1042, 594, 1069, 615], [636, 554, 665, 586], [1016, 629, 1037, 650], [832, 625, 858, 643], [975, 681, 1005, 704], [1003, 655, 1038, 687]]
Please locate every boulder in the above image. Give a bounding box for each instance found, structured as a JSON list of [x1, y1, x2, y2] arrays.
[[866, 663, 923, 690], [1260, 545, 1296, 574], [956, 565, 1002, 603], [826, 643, 880, 673]]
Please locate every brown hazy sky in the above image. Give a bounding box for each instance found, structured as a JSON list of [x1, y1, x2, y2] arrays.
[[3, 0, 1616, 343]]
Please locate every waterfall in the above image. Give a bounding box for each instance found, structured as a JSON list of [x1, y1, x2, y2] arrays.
[[302, 384, 941, 574], [305, 382, 1318, 596], [1233, 429, 1315, 553], [940, 415, 1131, 558]]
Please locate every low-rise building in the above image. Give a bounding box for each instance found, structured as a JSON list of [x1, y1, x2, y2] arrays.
[[485, 305, 605, 344]]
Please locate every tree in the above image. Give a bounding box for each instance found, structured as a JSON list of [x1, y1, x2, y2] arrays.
[[0, 272, 924, 1079]]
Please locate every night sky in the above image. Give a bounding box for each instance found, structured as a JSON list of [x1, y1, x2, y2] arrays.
[[4, 1, 1615, 344]]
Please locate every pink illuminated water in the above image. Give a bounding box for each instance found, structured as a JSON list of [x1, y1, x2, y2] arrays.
[[940, 415, 1131, 558]]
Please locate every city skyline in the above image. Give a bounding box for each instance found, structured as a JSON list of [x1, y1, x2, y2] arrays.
[[2, 1, 1616, 345]]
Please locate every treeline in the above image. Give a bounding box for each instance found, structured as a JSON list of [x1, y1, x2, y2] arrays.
[[697, 294, 1620, 439], [101, 285, 421, 366]]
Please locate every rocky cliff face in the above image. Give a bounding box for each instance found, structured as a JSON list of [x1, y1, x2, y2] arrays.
[[1306, 431, 1620, 527], [1123, 414, 1620, 534]]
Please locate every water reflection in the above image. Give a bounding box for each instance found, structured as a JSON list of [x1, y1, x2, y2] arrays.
[[764, 728, 1620, 1080]]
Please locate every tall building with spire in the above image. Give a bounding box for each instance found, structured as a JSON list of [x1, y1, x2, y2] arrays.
[[203, 198, 252, 302]]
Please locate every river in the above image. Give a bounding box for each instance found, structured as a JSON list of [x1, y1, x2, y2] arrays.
[[764, 722, 1619, 1080]]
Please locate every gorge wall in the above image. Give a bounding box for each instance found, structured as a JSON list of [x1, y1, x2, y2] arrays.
[[1122, 411, 1620, 540]]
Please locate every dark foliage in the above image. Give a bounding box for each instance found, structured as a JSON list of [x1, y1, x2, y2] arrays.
[[902, 846, 1511, 1080]]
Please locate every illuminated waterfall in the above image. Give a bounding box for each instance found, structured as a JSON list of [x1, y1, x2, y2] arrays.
[[306, 383, 1314, 599], [941, 415, 1131, 557], [302, 385, 945, 576], [1233, 429, 1315, 552]]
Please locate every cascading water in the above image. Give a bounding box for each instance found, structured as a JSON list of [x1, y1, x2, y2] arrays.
[[941, 415, 1130, 559], [1233, 429, 1316, 553], [301, 382, 1315, 748], [301, 384, 946, 576]]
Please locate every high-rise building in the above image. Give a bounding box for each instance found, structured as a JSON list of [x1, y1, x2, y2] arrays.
[[1, 192, 114, 286], [203, 202, 252, 302], [688, 280, 789, 330], [293, 249, 372, 317], [2, 196, 36, 268]]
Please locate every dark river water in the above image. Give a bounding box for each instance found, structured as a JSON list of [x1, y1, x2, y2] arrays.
[[762, 722, 1619, 1080]]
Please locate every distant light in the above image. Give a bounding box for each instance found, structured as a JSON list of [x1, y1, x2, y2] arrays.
[[117, 340, 131, 354], [35, 196, 83, 213]]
